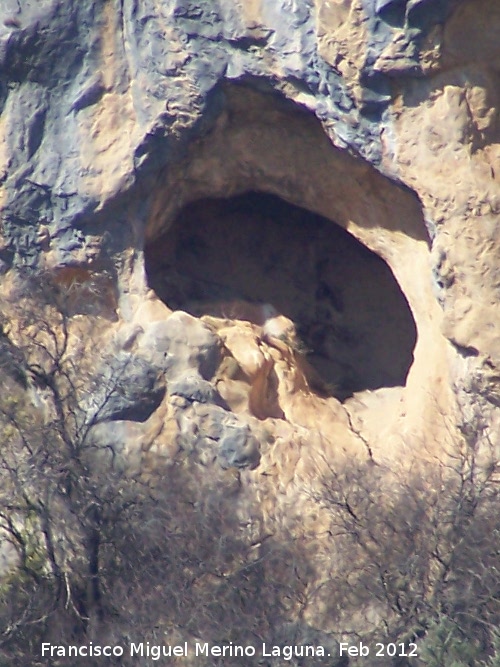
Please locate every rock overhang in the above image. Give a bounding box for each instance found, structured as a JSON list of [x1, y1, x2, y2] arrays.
[[0, 0, 495, 467], [137, 84, 440, 414], [1, 0, 500, 655]]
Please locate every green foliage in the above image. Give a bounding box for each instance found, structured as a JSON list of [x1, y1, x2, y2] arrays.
[[419, 616, 484, 667], [487, 633, 500, 667], [419, 619, 500, 667]]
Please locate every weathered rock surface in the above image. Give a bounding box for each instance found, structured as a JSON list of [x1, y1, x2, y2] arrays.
[[136, 310, 221, 380], [1, 0, 499, 657], [92, 352, 166, 423]]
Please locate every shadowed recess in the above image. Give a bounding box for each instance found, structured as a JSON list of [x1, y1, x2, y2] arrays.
[[145, 192, 417, 398]]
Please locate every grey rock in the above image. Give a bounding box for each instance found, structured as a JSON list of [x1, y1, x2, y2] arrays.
[[406, 0, 454, 29], [137, 312, 221, 380], [0, 0, 458, 266], [114, 324, 144, 352], [168, 372, 228, 408], [85, 421, 145, 476], [218, 422, 260, 470], [177, 403, 261, 469], [374, 0, 407, 14], [92, 353, 166, 423], [69, 73, 106, 113], [0, 0, 402, 262]]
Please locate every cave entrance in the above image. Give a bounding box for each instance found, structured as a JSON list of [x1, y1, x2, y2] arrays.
[[145, 191, 417, 399]]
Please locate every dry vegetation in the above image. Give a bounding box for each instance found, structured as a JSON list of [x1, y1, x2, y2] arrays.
[[0, 278, 499, 666]]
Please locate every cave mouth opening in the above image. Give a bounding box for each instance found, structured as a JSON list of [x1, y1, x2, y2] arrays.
[[145, 191, 417, 399]]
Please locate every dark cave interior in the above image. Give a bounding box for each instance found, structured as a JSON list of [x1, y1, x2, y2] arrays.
[[145, 191, 417, 398]]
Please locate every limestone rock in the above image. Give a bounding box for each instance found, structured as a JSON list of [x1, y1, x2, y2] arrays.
[[175, 402, 261, 470], [217, 422, 260, 470], [0, 0, 495, 496], [92, 352, 166, 423], [168, 371, 228, 408], [137, 311, 221, 380], [1, 0, 500, 654]]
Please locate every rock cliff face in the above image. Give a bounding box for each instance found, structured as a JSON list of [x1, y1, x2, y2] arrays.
[[0, 0, 499, 660]]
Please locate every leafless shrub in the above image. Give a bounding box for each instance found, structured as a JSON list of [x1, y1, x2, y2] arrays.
[[308, 414, 500, 665], [0, 277, 324, 667]]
